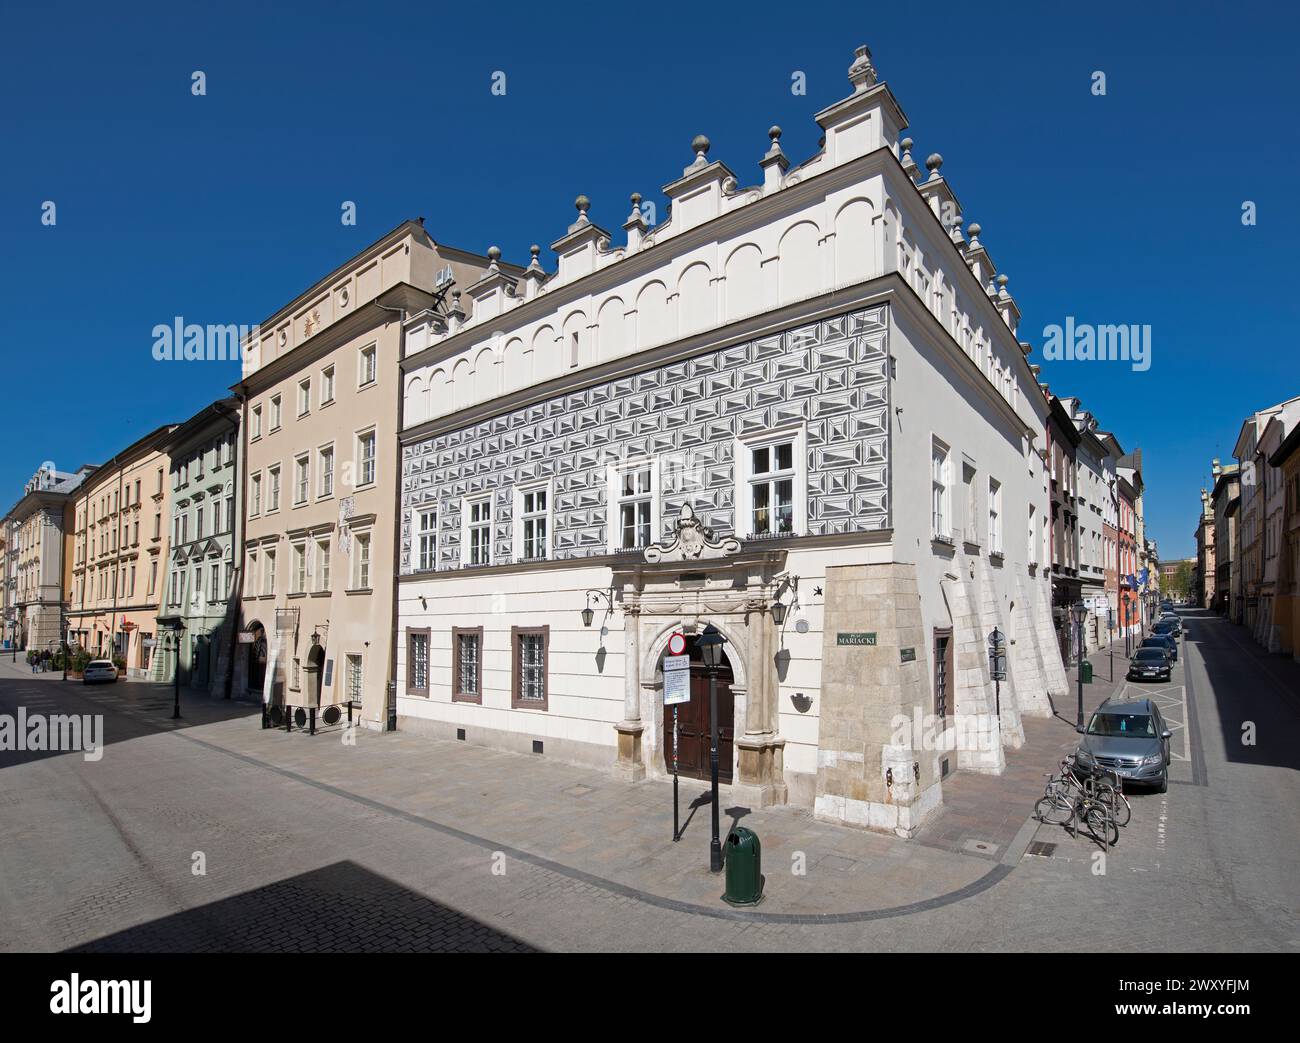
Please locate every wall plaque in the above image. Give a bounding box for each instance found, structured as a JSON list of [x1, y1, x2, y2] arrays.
[[837, 632, 877, 647]]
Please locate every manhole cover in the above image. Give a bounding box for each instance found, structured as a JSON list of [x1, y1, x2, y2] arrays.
[[962, 838, 999, 856], [1026, 841, 1058, 857]]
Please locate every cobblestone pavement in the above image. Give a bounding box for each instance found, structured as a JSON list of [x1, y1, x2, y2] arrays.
[[0, 610, 1296, 952]]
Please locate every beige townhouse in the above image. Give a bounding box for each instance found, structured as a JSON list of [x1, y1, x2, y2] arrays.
[[234, 219, 515, 728], [67, 426, 176, 675]]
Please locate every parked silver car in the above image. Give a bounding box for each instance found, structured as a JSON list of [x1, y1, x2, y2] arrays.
[[82, 659, 118, 685], [1075, 697, 1172, 792]]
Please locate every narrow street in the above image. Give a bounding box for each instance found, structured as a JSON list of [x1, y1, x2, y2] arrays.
[[0, 608, 1295, 952]]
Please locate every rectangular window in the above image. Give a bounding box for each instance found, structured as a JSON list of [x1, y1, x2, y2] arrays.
[[749, 440, 795, 537], [520, 487, 548, 560], [346, 654, 363, 703], [357, 430, 376, 487], [618, 464, 654, 549], [418, 508, 438, 571], [407, 628, 431, 696], [511, 626, 549, 710], [194, 504, 204, 540], [169, 570, 180, 605], [245, 552, 257, 596], [318, 446, 334, 497], [297, 378, 311, 417], [315, 538, 331, 592], [292, 543, 306, 594], [466, 498, 491, 566], [988, 478, 1002, 554], [210, 561, 221, 599], [149, 560, 158, 595], [251, 404, 262, 440], [263, 548, 276, 596], [191, 564, 203, 606], [269, 394, 282, 431], [250, 473, 262, 516], [962, 461, 978, 544], [359, 345, 377, 387], [268, 465, 281, 512], [294, 455, 309, 505], [353, 531, 371, 589], [321, 365, 336, 404], [932, 439, 951, 539], [452, 626, 483, 703]]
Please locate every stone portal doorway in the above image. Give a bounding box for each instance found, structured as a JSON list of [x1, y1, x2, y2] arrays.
[[661, 635, 734, 784], [246, 622, 267, 693]]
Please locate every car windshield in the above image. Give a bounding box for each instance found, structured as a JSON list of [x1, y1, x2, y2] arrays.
[[1140, 639, 1167, 649], [1088, 712, 1157, 737], [1134, 649, 1166, 661]]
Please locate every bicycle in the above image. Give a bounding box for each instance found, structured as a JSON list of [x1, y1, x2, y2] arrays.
[[1034, 757, 1125, 843]]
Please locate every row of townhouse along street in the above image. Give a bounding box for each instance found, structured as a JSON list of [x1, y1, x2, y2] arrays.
[[0, 45, 1164, 836], [1195, 395, 1300, 660]]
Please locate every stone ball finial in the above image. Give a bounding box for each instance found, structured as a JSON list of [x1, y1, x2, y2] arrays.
[[630, 191, 642, 206], [900, 136, 913, 152], [487, 245, 501, 263], [997, 273, 1009, 287], [530, 244, 540, 258], [575, 194, 590, 215], [692, 134, 710, 157], [768, 125, 782, 142], [926, 152, 943, 173], [967, 222, 981, 239]]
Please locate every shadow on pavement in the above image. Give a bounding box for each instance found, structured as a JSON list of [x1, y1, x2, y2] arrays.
[[63, 860, 537, 953]]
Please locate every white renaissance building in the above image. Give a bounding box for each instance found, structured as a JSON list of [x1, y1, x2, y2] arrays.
[[392, 45, 1068, 836]]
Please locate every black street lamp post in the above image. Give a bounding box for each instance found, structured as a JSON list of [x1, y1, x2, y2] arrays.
[[697, 623, 727, 874], [1072, 602, 1088, 729]]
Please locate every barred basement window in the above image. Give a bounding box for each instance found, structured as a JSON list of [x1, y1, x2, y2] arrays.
[[452, 626, 482, 703], [407, 628, 430, 696], [346, 654, 363, 703], [512, 626, 549, 710]]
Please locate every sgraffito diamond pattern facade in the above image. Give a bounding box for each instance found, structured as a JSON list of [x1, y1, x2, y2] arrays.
[[399, 306, 892, 572]]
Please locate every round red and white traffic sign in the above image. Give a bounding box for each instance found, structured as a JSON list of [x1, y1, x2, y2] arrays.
[[667, 632, 686, 656]]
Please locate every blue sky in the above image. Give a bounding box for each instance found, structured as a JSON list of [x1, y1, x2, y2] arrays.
[[2, 0, 1296, 558]]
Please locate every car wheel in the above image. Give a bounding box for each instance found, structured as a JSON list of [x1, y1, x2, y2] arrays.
[[1157, 772, 1167, 794]]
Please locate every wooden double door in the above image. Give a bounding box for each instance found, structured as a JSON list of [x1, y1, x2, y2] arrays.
[[662, 637, 734, 783]]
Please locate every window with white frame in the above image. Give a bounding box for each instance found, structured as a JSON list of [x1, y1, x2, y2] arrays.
[[464, 498, 491, 566], [291, 543, 306, 594], [962, 461, 978, 544], [613, 461, 656, 550], [318, 445, 334, 498], [267, 465, 280, 512], [359, 344, 377, 388], [263, 548, 276, 596], [210, 561, 221, 600], [417, 508, 438, 571], [251, 405, 262, 440], [315, 538, 331, 591], [515, 485, 549, 561], [352, 530, 371, 589], [748, 438, 794, 537], [294, 454, 309, 506], [297, 378, 311, 417], [245, 551, 257, 596], [321, 365, 335, 404], [988, 478, 1002, 554], [932, 439, 951, 539], [269, 394, 282, 431], [357, 429, 376, 487], [1028, 504, 1037, 564]]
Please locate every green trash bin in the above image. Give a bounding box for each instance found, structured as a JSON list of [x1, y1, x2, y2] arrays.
[[723, 826, 764, 906], [1081, 660, 1094, 683]]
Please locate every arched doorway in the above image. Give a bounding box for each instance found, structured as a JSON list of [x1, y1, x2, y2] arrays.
[[662, 634, 735, 784], [306, 641, 326, 706], [246, 622, 267, 693]]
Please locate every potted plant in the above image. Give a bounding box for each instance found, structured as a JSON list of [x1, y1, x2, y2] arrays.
[[71, 650, 90, 678], [112, 655, 127, 677]]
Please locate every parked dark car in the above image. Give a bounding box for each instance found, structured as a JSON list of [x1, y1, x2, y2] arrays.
[[1126, 647, 1172, 683], [1075, 697, 1172, 792], [1140, 634, 1178, 662], [1152, 619, 1181, 639]]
